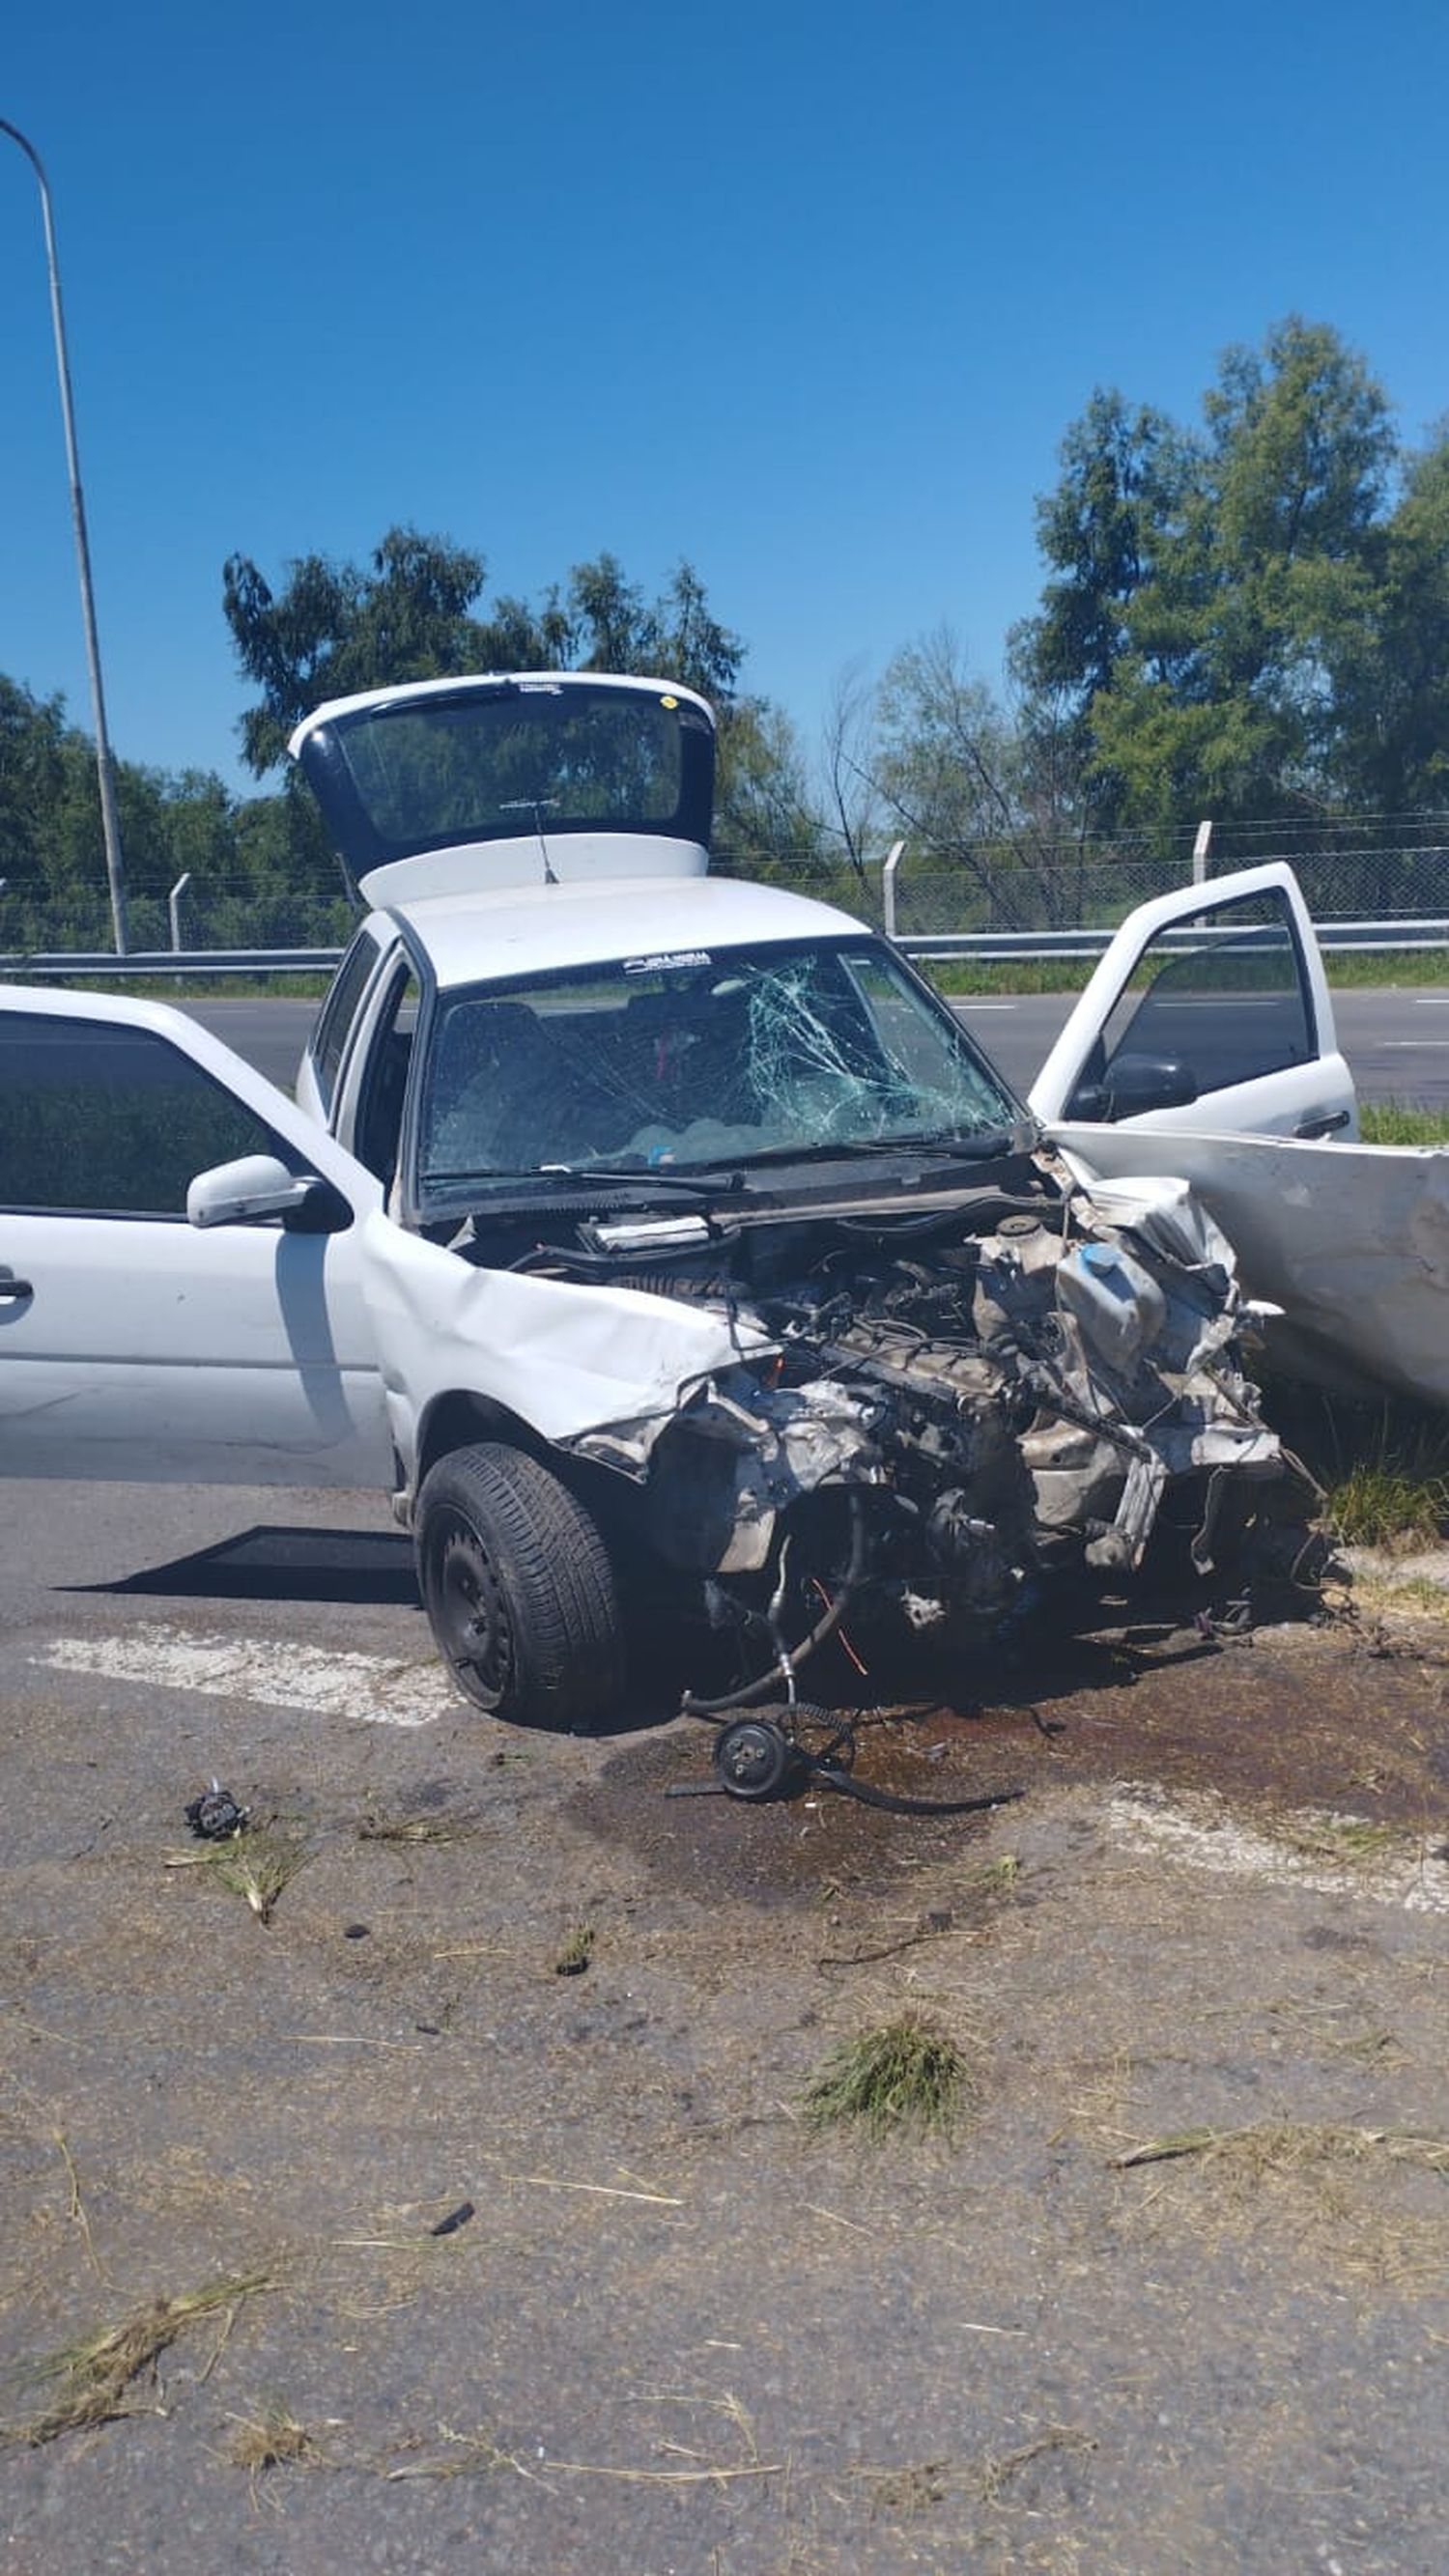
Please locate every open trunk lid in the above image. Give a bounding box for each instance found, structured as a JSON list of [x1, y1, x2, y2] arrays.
[[290, 670, 717, 908]]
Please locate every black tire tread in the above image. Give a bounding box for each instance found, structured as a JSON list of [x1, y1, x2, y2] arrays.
[[417, 1442, 623, 1729]]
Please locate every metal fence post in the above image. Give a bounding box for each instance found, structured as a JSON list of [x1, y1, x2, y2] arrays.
[[882, 839, 904, 942], [168, 873, 191, 951]]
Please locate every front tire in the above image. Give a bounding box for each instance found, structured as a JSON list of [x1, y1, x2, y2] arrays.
[[415, 1443, 624, 1730]]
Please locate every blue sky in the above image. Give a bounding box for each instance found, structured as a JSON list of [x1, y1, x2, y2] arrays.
[[3, 0, 1446, 794]]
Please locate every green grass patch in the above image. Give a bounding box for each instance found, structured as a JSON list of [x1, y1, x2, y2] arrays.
[[802, 2013, 974, 2140], [1359, 1100, 1449, 1146], [1266, 1385, 1449, 1548], [1321, 949, 1449, 988], [922, 946, 1449, 1001], [1328, 1459, 1449, 1549]]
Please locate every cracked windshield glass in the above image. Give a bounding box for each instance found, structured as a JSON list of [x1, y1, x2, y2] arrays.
[[418, 940, 1020, 1197]]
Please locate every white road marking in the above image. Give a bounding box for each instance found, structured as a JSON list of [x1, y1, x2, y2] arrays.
[[37, 1624, 454, 1729], [1381, 1039, 1449, 1048], [1109, 1785, 1449, 1914]]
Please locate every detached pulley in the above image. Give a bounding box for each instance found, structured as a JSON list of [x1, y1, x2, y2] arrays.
[[712, 1716, 802, 1801], [671, 1702, 1023, 1820]]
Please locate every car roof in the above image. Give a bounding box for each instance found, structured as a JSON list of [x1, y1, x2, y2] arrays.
[[378, 871, 876, 992]]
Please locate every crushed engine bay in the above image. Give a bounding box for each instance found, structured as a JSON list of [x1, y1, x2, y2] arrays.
[[461, 1146, 1284, 1665]]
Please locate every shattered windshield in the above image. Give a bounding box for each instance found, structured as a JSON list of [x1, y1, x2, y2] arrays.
[[416, 938, 1023, 1204]]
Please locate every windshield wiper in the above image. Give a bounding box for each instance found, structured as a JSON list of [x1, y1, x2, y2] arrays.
[[539, 1162, 744, 1196], [428, 1161, 738, 1198]]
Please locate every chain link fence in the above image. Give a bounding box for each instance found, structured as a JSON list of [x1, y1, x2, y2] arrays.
[[6, 819, 1449, 958], [724, 819, 1449, 940]]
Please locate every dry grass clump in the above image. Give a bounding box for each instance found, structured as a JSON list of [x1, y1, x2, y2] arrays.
[[12, 2275, 272, 2446], [1112, 2118, 1449, 2178], [1276, 1815, 1400, 1868], [357, 1811, 483, 1845], [554, 1924, 595, 1976], [802, 2013, 975, 2141], [1110, 2121, 1449, 2286], [225, 2400, 322, 2473], [167, 1825, 311, 1924]]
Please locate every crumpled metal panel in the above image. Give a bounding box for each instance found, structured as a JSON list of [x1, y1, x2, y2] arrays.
[[1053, 1127, 1449, 1406], [358, 1210, 774, 1475]]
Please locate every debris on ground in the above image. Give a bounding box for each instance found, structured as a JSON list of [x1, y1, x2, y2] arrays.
[[183, 1779, 249, 1839]]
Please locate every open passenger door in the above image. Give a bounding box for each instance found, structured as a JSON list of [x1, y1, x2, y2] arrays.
[[1030, 865, 1449, 1408], [1028, 863, 1356, 1142]]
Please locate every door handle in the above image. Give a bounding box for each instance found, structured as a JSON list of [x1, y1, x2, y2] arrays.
[[1293, 1109, 1351, 1140], [0, 1271, 35, 1300]]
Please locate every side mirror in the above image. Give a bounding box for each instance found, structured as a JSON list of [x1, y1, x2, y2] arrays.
[[1100, 1053, 1199, 1119], [186, 1153, 352, 1233]]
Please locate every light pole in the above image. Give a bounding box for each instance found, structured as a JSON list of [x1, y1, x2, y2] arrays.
[[2, 116, 128, 952]]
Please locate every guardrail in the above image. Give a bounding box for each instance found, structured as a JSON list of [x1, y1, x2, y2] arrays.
[[2, 919, 1448, 980], [0, 948, 343, 978], [899, 919, 1449, 959]]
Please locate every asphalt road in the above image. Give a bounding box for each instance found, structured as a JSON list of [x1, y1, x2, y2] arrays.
[[186, 986, 1449, 1108], [3, 1469, 1448, 2575]]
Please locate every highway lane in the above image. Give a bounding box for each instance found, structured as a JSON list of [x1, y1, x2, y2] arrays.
[[186, 985, 1449, 1109]]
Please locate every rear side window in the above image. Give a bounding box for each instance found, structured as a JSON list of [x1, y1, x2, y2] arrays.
[[1, 1015, 281, 1216], [310, 929, 382, 1111]]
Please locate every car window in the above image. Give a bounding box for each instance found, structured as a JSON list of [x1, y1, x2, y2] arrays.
[[355, 964, 419, 1186], [1066, 888, 1316, 1119], [1, 1015, 285, 1216], [309, 929, 382, 1112]]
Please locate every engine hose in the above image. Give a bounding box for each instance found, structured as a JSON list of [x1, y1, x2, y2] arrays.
[[680, 1490, 869, 1719], [804, 1759, 1022, 1818]]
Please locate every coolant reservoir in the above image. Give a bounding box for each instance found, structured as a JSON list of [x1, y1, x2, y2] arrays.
[[1057, 1240, 1167, 1373]]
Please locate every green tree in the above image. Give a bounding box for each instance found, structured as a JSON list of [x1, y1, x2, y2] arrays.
[[222, 529, 502, 773], [1018, 319, 1420, 837], [1012, 389, 1197, 721], [222, 526, 825, 874], [1330, 425, 1449, 815], [864, 629, 1092, 927]]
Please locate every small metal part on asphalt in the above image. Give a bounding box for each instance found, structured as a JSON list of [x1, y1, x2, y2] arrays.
[[183, 1779, 250, 1840]]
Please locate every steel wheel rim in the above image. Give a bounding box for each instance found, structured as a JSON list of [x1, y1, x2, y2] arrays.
[[432, 1511, 514, 1711]]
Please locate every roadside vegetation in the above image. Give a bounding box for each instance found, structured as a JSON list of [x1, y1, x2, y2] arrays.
[[1264, 1380, 1449, 1552], [5, 315, 1449, 955], [924, 952, 1449, 1000], [802, 2014, 977, 2141], [1359, 1100, 1449, 1145]]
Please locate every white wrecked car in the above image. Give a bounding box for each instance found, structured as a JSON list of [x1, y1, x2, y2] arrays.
[[0, 673, 1331, 1728]]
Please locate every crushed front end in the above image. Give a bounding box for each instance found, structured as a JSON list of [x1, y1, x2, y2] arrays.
[[514, 1146, 1283, 1685]]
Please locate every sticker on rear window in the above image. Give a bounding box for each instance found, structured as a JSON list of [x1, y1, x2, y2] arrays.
[[622, 949, 713, 975]]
